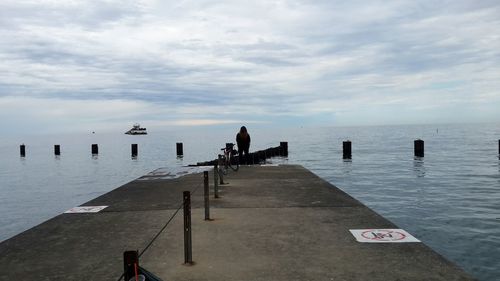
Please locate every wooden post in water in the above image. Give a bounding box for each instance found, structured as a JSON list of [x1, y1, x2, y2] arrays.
[[131, 144, 138, 157], [183, 191, 193, 264], [343, 141, 352, 159], [280, 142, 288, 157], [91, 144, 98, 155], [54, 145, 61, 156], [414, 139, 424, 157], [123, 250, 139, 281], [176, 143, 183, 157], [20, 144, 26, 157], [498, 139, 499, 155]]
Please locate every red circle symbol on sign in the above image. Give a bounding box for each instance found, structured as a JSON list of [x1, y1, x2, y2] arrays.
[[361, 230, 406, 241]]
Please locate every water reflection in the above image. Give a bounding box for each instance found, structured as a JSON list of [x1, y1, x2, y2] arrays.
[[176, 156, 184, 165], [413, 157, 425, 177], [342, 158, 352, 175]]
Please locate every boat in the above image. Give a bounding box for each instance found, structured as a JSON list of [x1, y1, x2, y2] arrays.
[[125, 124, 147, 135]]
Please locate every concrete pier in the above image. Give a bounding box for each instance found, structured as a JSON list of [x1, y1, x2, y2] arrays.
[[0, 165, 474, 281]]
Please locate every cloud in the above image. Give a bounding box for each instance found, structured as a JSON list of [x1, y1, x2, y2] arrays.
[[0, 0, 499, 134]]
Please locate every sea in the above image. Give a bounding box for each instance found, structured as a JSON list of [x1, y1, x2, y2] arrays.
[[0, 123, 499, 280]]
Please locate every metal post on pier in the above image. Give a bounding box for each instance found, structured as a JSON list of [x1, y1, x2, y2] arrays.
[[218, 155, 224, 184], [123, 250, 139, 281], [183, 191, 193, 264], [204, 171, 210, 221], [177, 143, 183, 157], [20, 144, 26, 157], [131, 144, 138, 157], [414, 139, 424, 157], [54, 145, 61, 156], [343, 141, 352, 159], [214, 164, 219, 198]]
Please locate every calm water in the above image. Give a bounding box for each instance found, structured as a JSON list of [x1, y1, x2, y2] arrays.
[[1, 123, 499, 280]]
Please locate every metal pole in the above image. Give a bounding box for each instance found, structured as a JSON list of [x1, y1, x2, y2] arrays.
[[214, 164, 219, 198], [204, 171, 210, 220], [183, 191, 192, 264], [218, 154, 224, 184]]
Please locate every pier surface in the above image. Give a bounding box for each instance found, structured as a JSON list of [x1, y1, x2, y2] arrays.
[[0, 165, 474, 280]]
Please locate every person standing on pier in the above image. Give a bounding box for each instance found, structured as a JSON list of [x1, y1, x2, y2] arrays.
[[236, 126, 251, 164]]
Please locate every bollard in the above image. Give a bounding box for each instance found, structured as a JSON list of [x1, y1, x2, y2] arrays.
[[176, 142, 183, 157], [280, 141, 288, 156], [54, 145, 60, 156], [343, 141, 352, 159], [204, 171, 210, 220], [414, 139, 424, 157], [123, 250, 139, 281], [214, 164, 219, 198], [131, 144, 138, 157], [91, 144, 98, 155], [183, 191, 192, 264], [218, 155, 224, 184], [20, 144, 26, 157]]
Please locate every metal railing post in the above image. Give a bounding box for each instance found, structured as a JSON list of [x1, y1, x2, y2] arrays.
[[214, 164, 219, 198], [204, 171, 210, 220], [183, 191, 192, 264]]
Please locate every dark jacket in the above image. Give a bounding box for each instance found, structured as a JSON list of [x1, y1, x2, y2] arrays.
[[236, 133, 251, 150]]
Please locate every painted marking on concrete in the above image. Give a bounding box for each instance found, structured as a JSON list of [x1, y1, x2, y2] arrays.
[[349, 229, 420, 243], [138, 166, 212, 180], [64, 206, 108, 213]]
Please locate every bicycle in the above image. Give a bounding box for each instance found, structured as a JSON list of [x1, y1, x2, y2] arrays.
[[218, 143, 239, 175]]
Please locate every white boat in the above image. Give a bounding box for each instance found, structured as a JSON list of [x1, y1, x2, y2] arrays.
[[125, 124, 147, 135]]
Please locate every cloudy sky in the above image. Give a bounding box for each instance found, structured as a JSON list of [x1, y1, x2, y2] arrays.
[[1, 0, 499, 134]]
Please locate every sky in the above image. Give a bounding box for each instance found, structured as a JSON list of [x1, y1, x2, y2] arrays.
[[1, 0, 499, 134]]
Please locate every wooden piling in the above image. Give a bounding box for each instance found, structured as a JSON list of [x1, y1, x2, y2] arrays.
[[280, 142, 288, 156], [91, 144, 98, 155], [131, 144, 138, 157], [343, 141, 352, 159], [414, 139, 424, 157], [54, 145, 61, 156], [20, 144, 26, 157], [176, 143, 183, 157]]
